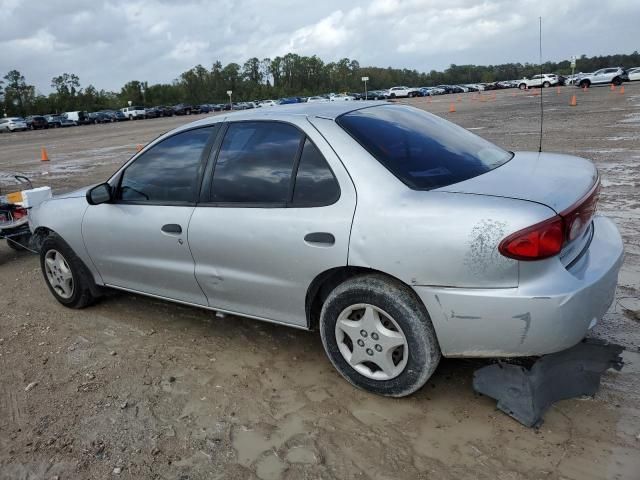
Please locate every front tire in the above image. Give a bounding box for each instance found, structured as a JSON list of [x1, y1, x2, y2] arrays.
[[579, 80, 590, 88], [519, 83, 526, 90], [40, 233, 98, 309], [319, 274, 441, 397], [612, 77, 622, 86], [543, 81, 550, 88]]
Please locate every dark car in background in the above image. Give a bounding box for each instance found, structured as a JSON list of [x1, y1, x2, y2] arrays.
[[100, 110, 127, 122], [144, 107, 161, 119], [88, 112, 111, 124], [44, 115, 63, 128], [154, 106, 174, 117], [278, 97, 302, 105], [173, 104, 194, 115], [25, 116, 49, 130]]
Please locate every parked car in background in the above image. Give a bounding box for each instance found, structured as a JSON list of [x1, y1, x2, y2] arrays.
[[173, 104, 194, 115], [25, 115, 49, 130], [65, 111, 90, 125], [100, 110, 127, 122], [363, 90, 387, 100], [307, 96, 329, 103], [517, 74, 559, 90], [44, 115, 63, 128], [30, 102, 623, 398], [279, 97, 302, 105], [87, 112, 111, 124], [574, 67, 629, 88], [121, 106, 146, 119], [144, 107, 160, 119], [385, 86, 419, 98], [0, 117, 28, 132], [330, 94, 355, 101], [258, 100, 278, 107], [625, 67, 639, 81]]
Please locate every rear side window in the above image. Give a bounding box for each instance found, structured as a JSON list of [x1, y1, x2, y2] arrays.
[[292, 139, 340, 206], [119, 126, 214, 203], [211, 122, 303, 204], [337, 105, 512, 190]]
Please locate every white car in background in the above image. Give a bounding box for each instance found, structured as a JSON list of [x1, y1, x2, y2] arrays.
[[307, 96, 330, 103], [259, 100, 278, 107], [330, 94, 355, 101], [121, 106, 146, 120], [627, 67, 640, 81], [517, 74, 559, 90], [385, 86, 420, 98], [0, 117, 28, 132]]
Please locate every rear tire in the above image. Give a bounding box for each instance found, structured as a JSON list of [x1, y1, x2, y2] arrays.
[[612, 77, 622, 86], [579, 80, 590, 88], [319, 274, 441, 397], [543, 81, 550, 88], [519, 83, 526, 90], [40, 233, 99, 309]]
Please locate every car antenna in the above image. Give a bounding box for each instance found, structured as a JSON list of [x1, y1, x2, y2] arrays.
[[538, 16, 544, 153]]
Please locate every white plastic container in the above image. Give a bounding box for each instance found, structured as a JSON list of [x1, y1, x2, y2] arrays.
[[22, 187, 52, 208]]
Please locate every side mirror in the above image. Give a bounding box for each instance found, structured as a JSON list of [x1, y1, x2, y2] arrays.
[[86, 183, 113, 205]]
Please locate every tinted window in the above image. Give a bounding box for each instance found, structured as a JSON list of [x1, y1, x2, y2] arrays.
[[337, 105, 512, 190], [292, 140, 339, 205], [119, 127, 214, 203], [211, 122, 302, 203]]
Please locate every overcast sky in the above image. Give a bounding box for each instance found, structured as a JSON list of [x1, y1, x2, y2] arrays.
[[1, 0, 638, 93]]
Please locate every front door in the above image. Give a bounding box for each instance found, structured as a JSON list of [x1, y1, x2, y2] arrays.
[[83, 125, 218, 305], [188, 120, 356, 326]]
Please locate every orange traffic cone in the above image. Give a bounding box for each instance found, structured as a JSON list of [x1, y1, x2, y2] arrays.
[[610, 84, 616, 92], [582, 85, 588, 92], [449, 103, 456, 113], [556, 86, 561, 95], [619, 86, 625, 95], [569, 95, 577, 106], [136, 144, 143, 152], [428, 96, 432, 103], [532, 89, 539, 96], [40, 147, 49, 162]]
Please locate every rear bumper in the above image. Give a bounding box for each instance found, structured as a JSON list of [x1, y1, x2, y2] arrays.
[[414, 216, 624, 357]]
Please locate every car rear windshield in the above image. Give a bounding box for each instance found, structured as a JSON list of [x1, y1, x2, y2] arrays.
[[337, 105, 513, 190]]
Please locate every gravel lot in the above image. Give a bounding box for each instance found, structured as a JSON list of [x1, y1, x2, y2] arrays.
[[1, 85, 639, 480]]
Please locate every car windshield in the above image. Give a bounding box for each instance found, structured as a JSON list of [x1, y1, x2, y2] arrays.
[[337, 105, 513, 190]]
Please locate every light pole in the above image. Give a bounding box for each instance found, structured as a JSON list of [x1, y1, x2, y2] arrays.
[[227, 90, 233, 110], [361, 76, 369, 100]]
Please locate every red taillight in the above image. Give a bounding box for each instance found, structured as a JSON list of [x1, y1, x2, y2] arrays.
[[499, 178, 600, 261], [561, 180, 599, 242], [12, 207, 28, 220], [499, 216, 564, 261]]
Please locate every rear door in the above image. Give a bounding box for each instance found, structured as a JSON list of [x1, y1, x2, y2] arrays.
[[188, 119, 356, 326], [83, 125, 218, 305]]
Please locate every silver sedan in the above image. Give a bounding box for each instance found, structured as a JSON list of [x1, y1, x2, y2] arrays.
[[29, 102, 624, 397]]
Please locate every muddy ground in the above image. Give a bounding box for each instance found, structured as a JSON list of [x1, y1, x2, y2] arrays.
[[1, 85, 639, 480]]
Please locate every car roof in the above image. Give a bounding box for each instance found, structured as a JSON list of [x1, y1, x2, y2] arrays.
[[167, 101, 389, 136]]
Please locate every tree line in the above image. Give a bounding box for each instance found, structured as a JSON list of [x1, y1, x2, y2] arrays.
[[1, 51, 638, 117]]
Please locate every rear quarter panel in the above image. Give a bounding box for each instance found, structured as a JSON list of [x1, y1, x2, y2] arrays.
[[311, 117, 558, 288]]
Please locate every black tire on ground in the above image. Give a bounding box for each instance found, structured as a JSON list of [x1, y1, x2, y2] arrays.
[[580, 80, 590, 88], [39, 233, 99, 309], [543, 81, 550, 88], [612, 77, 622, 86], [319, 274, 441, 397], [519, 83, 526, 90]]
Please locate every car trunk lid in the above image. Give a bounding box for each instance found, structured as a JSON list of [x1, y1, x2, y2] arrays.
[[435, 151, 598, 214]]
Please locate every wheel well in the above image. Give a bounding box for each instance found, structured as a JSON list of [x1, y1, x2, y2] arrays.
[[31, 227, 52, 252], [305, 267, 424, 331]]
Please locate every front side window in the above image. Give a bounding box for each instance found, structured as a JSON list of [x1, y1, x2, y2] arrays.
[[210, 122, 303, 204], [118, 126, 214, 203], [337, 105, 513, 190]]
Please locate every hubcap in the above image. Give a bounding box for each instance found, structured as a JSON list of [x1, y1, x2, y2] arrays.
[[44, 249, 74, 299], [335, 304, 408, 380]]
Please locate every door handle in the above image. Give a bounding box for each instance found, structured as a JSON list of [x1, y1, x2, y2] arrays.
[[161, 224, 182, 234], [304, 232, 335, 246]]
